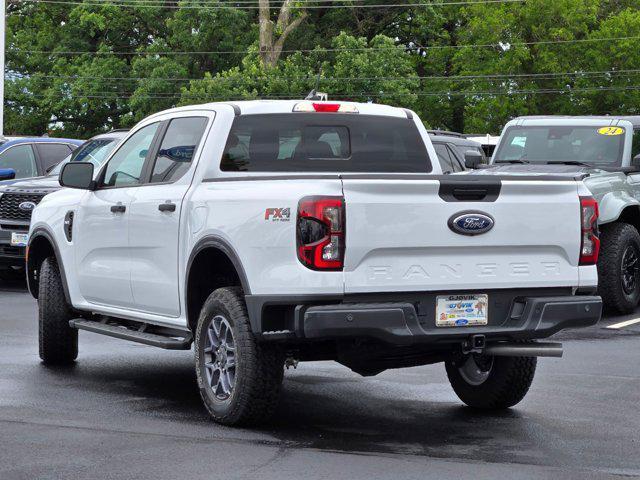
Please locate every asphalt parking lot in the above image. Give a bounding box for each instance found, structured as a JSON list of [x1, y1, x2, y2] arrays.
[[1, 279, 639, 480]]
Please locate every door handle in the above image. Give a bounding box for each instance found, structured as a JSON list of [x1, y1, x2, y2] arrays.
[[158, 202, 176, 212], [110, 204, 126, 213]]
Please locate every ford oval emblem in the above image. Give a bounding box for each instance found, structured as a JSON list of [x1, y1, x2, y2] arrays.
[[18, 201, 37, 211], [448, 211, 494, 236]]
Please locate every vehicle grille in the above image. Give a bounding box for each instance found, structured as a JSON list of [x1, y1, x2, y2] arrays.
[[0, 246, 24, 257], [0, 224, 28, 231], [0, 193, 46, 221]]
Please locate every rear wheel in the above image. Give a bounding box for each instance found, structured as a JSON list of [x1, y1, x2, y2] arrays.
[[194, 287, 284, 426], [598, 223, 640, 314], [445, 354, 536, 409], [38, 257, 77, 365]]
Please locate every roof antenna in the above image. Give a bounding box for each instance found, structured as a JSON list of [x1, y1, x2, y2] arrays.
[[305, 63, 328, 101]]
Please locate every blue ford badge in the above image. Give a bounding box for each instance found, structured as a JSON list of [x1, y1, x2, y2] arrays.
[[18, 201, 37, 211], [448, 211, 494, 236]]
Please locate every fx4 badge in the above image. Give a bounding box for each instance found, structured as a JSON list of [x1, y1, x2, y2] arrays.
[[264, 207, 291, 222]]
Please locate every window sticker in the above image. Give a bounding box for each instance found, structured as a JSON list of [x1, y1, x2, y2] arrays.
[[597, 126, 624, 136]]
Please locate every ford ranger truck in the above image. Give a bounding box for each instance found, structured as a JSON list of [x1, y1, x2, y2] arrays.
[[489, 116, 640, 313], [26, 101, 602, 426]]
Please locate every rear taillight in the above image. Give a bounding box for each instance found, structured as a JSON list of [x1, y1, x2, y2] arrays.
[[297, 196, 345, 270], [579, 196, 600, 265]]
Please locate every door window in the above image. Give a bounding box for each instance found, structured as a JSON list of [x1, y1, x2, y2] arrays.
[[101, 123, 159, 188], [149, 117, 208, 184], [35, 143, 74, 172], [632, 128, 640, 159], [446, 145, 467, 172], [433, 143, 456, 173], [0, 144, 37, 179]]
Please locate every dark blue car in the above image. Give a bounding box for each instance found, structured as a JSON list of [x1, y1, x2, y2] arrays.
[[0, 137, 84, 184]]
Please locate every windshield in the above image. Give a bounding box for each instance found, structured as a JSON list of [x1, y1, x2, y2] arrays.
[[48, 138, 118, 176], [494, 125, 626, 166]]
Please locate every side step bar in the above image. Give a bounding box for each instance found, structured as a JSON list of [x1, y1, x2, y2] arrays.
[[70, 318, 193, 350]]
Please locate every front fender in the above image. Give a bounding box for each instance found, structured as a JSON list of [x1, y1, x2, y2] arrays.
[[26, 227, 71, 302]]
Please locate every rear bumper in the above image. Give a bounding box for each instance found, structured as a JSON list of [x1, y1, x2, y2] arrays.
[[300, 295, 601, 345], [247, 290, 602, 344]]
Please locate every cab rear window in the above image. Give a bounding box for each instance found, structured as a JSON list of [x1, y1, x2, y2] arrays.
[[220, 113, 431, 173]]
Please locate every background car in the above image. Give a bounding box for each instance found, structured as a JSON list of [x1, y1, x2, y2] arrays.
[[428, 130, 486, 173], [0, 137, 84, 184], [0, 130, 128, 281]]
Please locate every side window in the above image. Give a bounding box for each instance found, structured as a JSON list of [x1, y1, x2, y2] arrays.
[[446, 145, 466, 172], [433, 143, 455, 173], [0, 144, 37, 179], [35, 143, 75, 171], [101, 123, 159, 188], [149, 117, 208, 184], [632, 128, 640, 159]]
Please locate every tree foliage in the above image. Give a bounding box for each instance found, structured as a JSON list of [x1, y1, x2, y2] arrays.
[[5, 0, 640, 137]]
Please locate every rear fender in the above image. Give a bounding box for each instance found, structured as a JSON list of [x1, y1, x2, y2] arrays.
[[597, 191, 640, 225]]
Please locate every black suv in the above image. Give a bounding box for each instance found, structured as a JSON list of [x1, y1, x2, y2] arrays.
[[428, 130, 486, 173], [0, 130, 128, 280]]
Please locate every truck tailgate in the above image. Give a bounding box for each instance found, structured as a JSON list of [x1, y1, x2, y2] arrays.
[[341, 176, 582, 293]]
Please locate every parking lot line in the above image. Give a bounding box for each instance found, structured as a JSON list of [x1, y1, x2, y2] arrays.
[[606, 318, 640, 329]]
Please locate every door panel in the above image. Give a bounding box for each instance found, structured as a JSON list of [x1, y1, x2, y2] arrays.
[[74, 189, 136, 308], [129, 116, 210, 316], [129, 184, 187, 316], [74, 123, 161, 309]]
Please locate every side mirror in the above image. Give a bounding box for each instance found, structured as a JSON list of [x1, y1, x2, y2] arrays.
[[464, 150, 483, 169], [632, 154, 640, 167], [0, 168, 16, 181], [60, 162, 95, 190]]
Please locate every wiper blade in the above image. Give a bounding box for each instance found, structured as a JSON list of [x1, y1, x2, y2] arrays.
[[546, 161, 591, 167], [495, 159, 529, 164]]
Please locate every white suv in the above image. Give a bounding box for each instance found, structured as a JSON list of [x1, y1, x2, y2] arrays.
[[27, 100, 602, 425]]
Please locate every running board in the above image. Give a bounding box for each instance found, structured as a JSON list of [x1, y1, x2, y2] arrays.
[[70, 318, 192, 350]]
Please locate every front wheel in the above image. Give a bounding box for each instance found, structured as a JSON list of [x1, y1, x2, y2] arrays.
[[445, 354, 536, 409], [194, 287, 284, 426], [38, 257, 77, 365]]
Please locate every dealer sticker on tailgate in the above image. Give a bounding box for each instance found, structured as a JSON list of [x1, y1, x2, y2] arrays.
[[436, 294, 488, 327]]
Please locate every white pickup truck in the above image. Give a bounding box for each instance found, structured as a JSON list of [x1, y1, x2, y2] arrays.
[[27, 100, 602, 426]]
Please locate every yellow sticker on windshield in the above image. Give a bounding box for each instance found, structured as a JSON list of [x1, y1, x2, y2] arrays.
[[597, 126, 624, 136]]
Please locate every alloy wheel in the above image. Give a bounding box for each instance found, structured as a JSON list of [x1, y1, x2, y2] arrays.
[[203, 315, 236, 400], [621, 245, 640, 296]]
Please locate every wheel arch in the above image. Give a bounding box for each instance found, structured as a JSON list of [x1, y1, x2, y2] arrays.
[[598, 192, 640, 229], [185, 236, 251, 334], [26, 227, 71, 303]]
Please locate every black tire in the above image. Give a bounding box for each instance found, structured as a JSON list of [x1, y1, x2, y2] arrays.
[[598, 222, 640, 314], [445, 354, 536, 409], [38, 257, 77, 364], [194, 287, 284, 426]]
